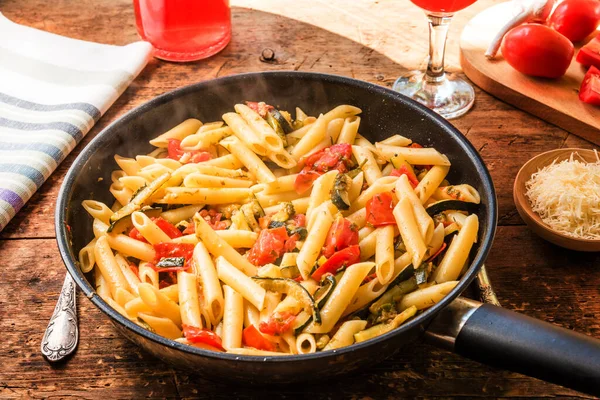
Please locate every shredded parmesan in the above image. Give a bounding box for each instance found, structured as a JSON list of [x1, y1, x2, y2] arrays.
[[525, 151, 600, 240]]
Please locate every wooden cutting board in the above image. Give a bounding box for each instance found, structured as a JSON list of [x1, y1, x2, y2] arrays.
[[460, 2, 600, 145]]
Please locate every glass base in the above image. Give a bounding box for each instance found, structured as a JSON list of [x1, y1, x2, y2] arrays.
[[152, 31, 231, 62], [392, 71, 474, 119]]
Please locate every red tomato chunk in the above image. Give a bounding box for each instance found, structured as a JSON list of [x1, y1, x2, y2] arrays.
[[366, 192, 396, 227]]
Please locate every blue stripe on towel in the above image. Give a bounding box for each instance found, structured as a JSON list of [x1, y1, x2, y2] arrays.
[[0, 92, 101, 121], [0, 164, 46, 187], [0, 117, 83, 141], [0, 141, 64, 164], [0, 187, 24, 213]]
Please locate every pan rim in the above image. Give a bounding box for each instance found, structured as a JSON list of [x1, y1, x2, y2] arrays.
[[55, 70, 497, 364]]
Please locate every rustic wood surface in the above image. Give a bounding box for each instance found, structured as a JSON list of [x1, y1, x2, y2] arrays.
[[460, 2, 600, 146], [1, 0, 599, 398]]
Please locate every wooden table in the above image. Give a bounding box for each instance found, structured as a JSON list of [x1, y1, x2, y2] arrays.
[[1, 0, 599, 398]]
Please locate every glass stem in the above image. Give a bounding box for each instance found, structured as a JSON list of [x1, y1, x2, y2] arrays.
[[426, 14, 452, 84]]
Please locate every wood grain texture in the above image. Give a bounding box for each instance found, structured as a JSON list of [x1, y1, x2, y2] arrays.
[[0, 0, 598, 398], [460, 2, 600, 146]]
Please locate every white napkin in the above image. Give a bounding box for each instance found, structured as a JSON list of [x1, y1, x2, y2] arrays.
[[0, 13, 152, 231]]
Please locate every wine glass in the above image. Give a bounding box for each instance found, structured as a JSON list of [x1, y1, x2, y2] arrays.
[[393, 0, 477, 119]]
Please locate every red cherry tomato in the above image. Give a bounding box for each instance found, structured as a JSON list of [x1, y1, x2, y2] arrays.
[[153, 242, 195, 263], [501, 24, 574, 78], [258, 312, 297, 336], [323, 217, 359, 258], [293, 144, 353, 194], [389, 165, 419, 188], [577, 36, 600, 69], [366, 192, 396, 227], [579, 66, 600, 106], [167, 138, 212, 164], [247, 227, 289, 266], [182, 325, 225, 351], [311, 245, 361, 282], [549, 0, 600, 43], [242, 325, 274, 351]]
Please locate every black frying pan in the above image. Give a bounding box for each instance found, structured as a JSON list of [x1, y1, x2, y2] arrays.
[[55, 71, 600, 395]]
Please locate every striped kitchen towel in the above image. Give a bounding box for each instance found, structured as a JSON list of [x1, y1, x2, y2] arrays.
[[0, 13, 152, 232]]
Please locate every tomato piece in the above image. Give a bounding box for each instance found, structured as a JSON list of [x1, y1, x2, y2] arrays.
[[293, 213, 306, 227], [311, 245, 361, 281], [153, 242, 195, 263], [183, 325, 225, 351], [363, 273, 378, 284], [247, 227, 289, 266], [577, 36, 600, 69], [409, 143, 423, 148], [242, 325, 274, 351], [501, 24, 574, 79], [294, 168, 321, 194], [129, 227, 148, 243], [182, 223, 195, 235], [579, 66, 600, 106], [153, 217, 183, 239], [258, 312, 296, 336], [167, 138, 212, 164], [323, 217, 359, 258], [294, 144, 353, 194], [245, 101, 274, 118], [426, 242, 448, 263], [549, 0, 600, 43], [198, 209, 228, 230], [366, 192, 396, 227], [390, 165, 419, 188]]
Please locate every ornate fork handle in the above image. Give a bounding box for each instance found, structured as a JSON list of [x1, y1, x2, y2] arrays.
[[41, 273, 79, 361]]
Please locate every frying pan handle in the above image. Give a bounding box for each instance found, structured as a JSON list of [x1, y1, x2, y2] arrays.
[[425, 298, 600, 396]]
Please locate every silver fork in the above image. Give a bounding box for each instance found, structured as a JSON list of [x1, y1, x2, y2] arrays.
[[41, 273, 79, 361]]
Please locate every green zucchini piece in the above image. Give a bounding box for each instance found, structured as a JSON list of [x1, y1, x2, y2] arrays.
[[156, 257, 185, 268], [354, 306, 417, 343], [331, 173, 352, 210], [270, 202, 295, 222], [252, 277, 321, 324], [313, 275, 337, 309], [266, 111, 289, 147], [268, 220, 287, 229], [289, 226, 307, 240], [293, 311, 312, 335], [269, 109, 294, 134], [108, 172, 171, 231], [425, 199, 479, 217], [279, 264, 300, 279], [414, 265, 428, 285]]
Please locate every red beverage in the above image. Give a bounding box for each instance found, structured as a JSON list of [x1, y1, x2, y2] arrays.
[[133, 0, 231, 62], [409, 0, 476, 13]]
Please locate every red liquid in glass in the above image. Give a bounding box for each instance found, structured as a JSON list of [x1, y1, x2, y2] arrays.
[[133, 0, 231, 62], [410, 0, 476, 13]]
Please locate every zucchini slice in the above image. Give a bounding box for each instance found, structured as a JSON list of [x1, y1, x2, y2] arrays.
[[253, 277, 320, 325], [279, 264, 300, 279], [108, 172, 171, 231], [331, 173, 352, 210], [156, 257, 185, 268], [425, 199, 479, 217], [266, 111, 289, 147], [292, 311, 312, 335], [270, 202, 295, 223], [269, 109, 294, 134], [313, 275, 336, 309]]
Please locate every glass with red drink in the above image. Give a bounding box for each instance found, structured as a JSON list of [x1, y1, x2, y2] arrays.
[[134, 0, 231, 62], [392, 0, 477, 119]]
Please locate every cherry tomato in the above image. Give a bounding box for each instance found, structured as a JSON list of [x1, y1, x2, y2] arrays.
[[245, 101, 274, 118], [311, 245, 361, 281], [183, 325, 225, 351], [167, 139, 212, 164], [153, 242, 195, 263], [293, 213, 306, 227], [129, 217, 182, 242], [579, 66, 600, 106], [129, 263, 139, 277], [366, 192, 396, 227], [258, 312, 297, 336], [247, 227, 289, 266], [577, 36, 600, 69], [323, 217, 359, 258], [294, 144, 353, 194], [198, 209, 228, 230], [549, 0, 600, 43], [390, 165, 419, 188], [243, 325, 275, 351], [501, 24, 574, 78]]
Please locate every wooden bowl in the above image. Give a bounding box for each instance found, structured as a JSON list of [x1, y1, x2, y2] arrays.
[[514, 148, 600, 252]]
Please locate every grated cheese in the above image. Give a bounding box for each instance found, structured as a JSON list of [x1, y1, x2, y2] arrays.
[[525, 151, 600, 240]]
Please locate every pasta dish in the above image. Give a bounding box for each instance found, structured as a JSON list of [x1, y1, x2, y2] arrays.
[[80, 102, 480, 355]]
